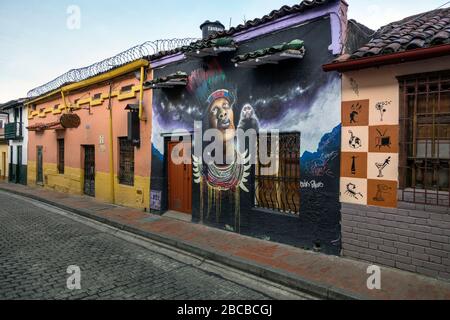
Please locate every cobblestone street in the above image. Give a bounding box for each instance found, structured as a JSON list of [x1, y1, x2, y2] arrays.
[[0, 192, 281, 300]]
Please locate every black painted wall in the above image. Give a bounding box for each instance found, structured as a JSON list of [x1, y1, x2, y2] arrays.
[[151, 17, 342, 255]]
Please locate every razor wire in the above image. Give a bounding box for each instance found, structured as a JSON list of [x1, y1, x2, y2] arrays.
[[27, 38, 200, 98]]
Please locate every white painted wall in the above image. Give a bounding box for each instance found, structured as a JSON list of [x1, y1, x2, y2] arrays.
[[7, 105, 28, 166]]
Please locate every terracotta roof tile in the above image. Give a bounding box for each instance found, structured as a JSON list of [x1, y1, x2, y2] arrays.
[[336, 7, 450, 62], [147, 0, 336, 61]]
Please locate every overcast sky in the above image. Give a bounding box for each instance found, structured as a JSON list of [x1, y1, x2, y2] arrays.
[[1, 0, 449, 103]]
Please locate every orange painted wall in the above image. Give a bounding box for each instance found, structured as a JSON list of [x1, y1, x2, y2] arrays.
[[28, 70, 152, 209]]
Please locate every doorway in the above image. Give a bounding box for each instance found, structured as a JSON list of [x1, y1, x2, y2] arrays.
[[36, 146, 43, 185], [1, 152, 5, 180], [167, 140, 192, 214], [16, 146, 22, 184], [83, 145, 95, 197]]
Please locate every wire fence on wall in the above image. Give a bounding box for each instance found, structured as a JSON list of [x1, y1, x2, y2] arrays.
[[27, 38, 199, 99]]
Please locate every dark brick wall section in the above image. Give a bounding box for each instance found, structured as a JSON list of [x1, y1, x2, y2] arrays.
[[341, 203, 450, 281]]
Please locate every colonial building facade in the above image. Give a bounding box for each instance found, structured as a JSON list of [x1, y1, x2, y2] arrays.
[[0, 98, 28, 184], [26, 60, 153, 210], [148, 0, 368, 254], [324, 7, 450, 280], [0, 109, 8, 180]]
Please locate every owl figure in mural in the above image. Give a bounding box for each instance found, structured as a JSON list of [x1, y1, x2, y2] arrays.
[[192, 89, 252, 193]]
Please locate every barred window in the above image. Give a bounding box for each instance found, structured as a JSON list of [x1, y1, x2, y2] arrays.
[[57, 139, 64, 174], [119, 137, 134, 186], [255, 132, 301, 215], [399, 70, 450, 206]]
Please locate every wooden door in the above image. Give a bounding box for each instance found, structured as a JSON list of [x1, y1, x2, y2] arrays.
[[36, 146, 43, 184], [1, 152, 5, 179], [16, 146, 22, 184], [168, 141, 192, 214], [83, 146, 95, 197]]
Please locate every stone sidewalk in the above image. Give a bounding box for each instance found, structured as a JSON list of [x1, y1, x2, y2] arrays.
[[1, 182, 450, 300]]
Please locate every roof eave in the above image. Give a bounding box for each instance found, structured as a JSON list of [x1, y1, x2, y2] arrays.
[[0, 98, 27, 110], [323, 44, 450, 72], [26, 59, 149, 105]]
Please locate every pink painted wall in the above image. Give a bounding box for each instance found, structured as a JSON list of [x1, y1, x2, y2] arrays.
[[28, 72, 152, 179]]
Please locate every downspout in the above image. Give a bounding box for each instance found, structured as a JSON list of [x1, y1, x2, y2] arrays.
[[108, 81, 115, 204], [61, 91, 68, 110], [138, 66, 146, 121]]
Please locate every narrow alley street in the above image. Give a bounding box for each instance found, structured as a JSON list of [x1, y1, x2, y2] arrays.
[[0, 192, 310, 300]]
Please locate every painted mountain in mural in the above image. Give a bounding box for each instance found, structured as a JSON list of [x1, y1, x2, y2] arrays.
[[301, 124, 341, 184]]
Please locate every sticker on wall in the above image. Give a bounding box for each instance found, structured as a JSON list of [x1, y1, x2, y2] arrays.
[[369, 125, 399, 153], [341, 152, 368, 179], [342, 100, 369, 127], [342, 126, 368, 153], [367, 153, 398, 181], [340, 177, 367, 205], [150, 190, 162, 211], [367, 179, 398, 208], [99, 135, 106, 153]]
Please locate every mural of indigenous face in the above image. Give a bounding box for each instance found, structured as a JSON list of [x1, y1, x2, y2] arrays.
[[193, 89, 251, 193], [207, 91, 236, 143]]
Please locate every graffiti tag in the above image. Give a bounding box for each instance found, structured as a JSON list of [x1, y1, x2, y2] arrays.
[[300, 180, 325, 190]]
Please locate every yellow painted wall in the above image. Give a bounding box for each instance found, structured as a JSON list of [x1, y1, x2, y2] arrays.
[[94, 172, 150, 209], [114, 175, 150, 209], [0, 144, 8, 179], [27, 161, 150, 210], [28, 160, 36, 185], [44, 164, 84, 195]]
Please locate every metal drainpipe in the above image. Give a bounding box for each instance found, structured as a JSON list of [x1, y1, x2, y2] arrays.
[[61, 91, 68, 110], [138, 66, 146, 121], [108, 81, 116, 204]]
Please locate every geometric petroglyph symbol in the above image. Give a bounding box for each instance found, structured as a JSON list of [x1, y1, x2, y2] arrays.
[[375, 156, 392, 178], [373, 184, 392, 202], [349, 131, 363, 149], [375, 101, 392, 122], [375, 129, 391, 150], [351, 156, 358, 175], [350, 102, 363, 124], [345, 183, 364, 200]]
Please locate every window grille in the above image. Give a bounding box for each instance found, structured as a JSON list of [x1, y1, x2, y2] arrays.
[[119, 137, 135, 186], [255, 132, 301, 215], [399, 70, 450, 206]]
